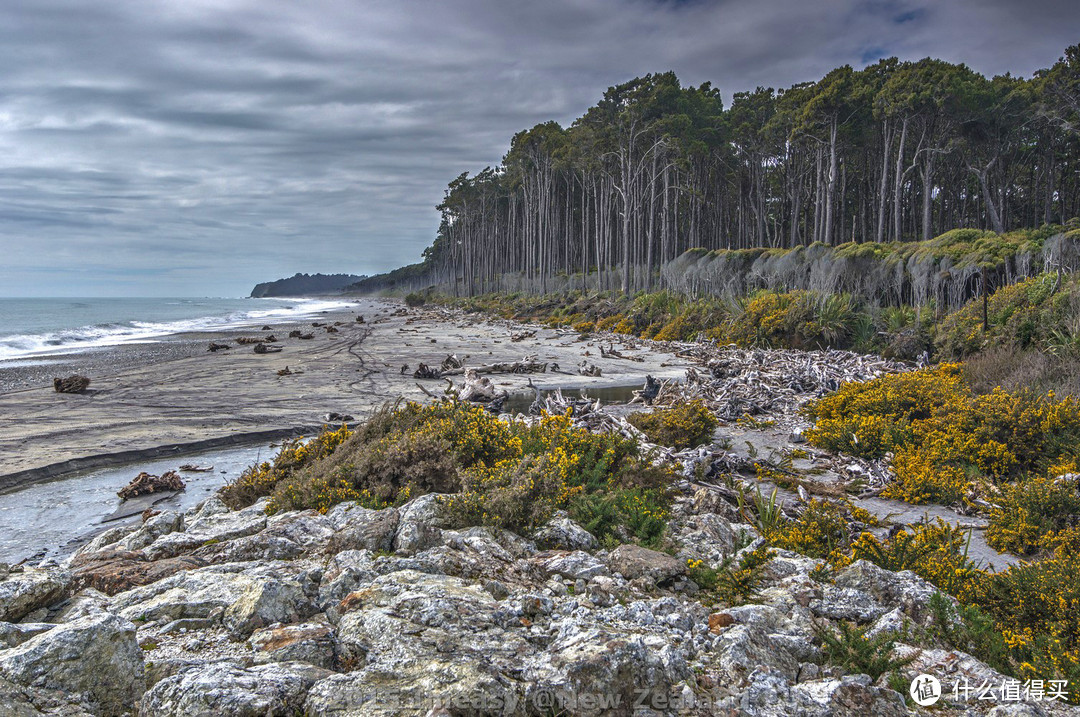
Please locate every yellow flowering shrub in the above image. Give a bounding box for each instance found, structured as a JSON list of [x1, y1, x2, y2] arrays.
[[220, 423, 353, 509], [627, 399, 718, 449], [986, 474, 1080, 556], [805, 364, 1080, 507]]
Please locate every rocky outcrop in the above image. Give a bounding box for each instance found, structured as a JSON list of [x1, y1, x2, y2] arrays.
[[0, 564, 71, 623], [0, 611, 144, 714], [0, 483, 1059, 716]]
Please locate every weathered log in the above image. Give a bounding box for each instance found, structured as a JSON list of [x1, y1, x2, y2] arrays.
[[413, 363, 442, 379], [296, 332, 314, 340], [53, 375, 90, 393], [578, 360, 601, 377], [441, 354, 463, 371], [458, 369, 508, 405], [511, 330, 536, 342], [117, 470, 185, 501], [235, 337, 263, 345], [264, 335, 277, 342], [311, 322, 326, 327], [600, 343, 644, 362], [326, 326, 339, 333], [207, 342, 232, 352], [288, 330, 303, 338], [441, 358, 547, 376], [178, 464, 213, 472], [254, 343, 283, 354]]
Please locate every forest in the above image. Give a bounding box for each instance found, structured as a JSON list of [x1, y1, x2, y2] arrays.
[[355, 44, 1080, 298]]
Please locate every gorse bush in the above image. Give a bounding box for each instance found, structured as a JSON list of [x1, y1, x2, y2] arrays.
[[805, 364, 1080, 505], [219, 400, 675, 546], [219, 423, 353, 510], [816, 620, 914, 681], [626, 399, 718, 449], [985, 473, 1080, 556]]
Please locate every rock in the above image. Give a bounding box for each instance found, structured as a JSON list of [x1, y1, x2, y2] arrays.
[[533, 515, 597, 551], [0, 675, 96, 717], [709, 612, 734, 633], [69, 550, 205, 596], [392, 494, 453, 554], [141, 661, 331, 716], [111, 563, 316, 638], [722, 670, 907, 716], [324, 504, 399, 555], [0, 611, 144, 715], [0, 565, 71, 622], [673, 512, 741, 564], [533, 551, 609, 582], [250, 623, 336, 669], [115, 510, 184, 552], [144, 500, 268, 561], [607, 544, 685, 584], [0, 622, 55, 649], [828, 560, 939, 624]]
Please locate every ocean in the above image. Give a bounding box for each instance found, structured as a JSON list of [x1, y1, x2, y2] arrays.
[[0, 296, 356, 362]]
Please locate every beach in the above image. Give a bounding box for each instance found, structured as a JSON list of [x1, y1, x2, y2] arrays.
[[0, 298, 692, 491]]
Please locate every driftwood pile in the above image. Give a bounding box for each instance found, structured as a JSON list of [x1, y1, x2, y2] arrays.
[[660, 347, 908, 423], [207, 342, 231, 352], [53, 375, 90, 393], [413, 355, 548, 380], [254, 343, 283, 354], [117, 470, 185, 501]]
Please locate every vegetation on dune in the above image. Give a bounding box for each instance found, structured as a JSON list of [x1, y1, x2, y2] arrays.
[[626, 399, 718, 449], [220, 401, 675, 547], [804, 363, 1080, 506]]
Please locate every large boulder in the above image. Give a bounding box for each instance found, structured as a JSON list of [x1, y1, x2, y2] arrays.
[[140, 661, 331, 716], [110, 563, 316, 638], [144, 499, 267, 561], [0, 611, 144, 715], [0, 565, 71, 622], [250, 623, 336, 669], [70, 550, 205, 596], [324, 503, 400, 554], [607, 544, 685, 584], [533, 515, 597, 551]]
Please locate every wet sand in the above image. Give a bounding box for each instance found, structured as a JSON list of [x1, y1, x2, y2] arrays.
[[0, 299, 692, 491]]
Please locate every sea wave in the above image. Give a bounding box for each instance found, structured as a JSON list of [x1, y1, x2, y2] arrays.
[[0, 298, 356, 361]]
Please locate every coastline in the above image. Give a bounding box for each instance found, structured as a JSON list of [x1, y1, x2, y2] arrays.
[[0, 297, 693, 487]]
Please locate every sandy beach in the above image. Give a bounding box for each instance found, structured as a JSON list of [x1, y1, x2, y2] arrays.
[[0, 298, 692, 492]]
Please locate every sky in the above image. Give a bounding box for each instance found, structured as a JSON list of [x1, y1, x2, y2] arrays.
[[0, 0, 1076, 297]]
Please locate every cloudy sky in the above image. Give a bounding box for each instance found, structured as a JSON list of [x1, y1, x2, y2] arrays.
[[0, 0, 1076, 297]]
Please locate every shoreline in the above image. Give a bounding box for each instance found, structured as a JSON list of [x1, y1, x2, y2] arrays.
[[0, 298, 693, 487]]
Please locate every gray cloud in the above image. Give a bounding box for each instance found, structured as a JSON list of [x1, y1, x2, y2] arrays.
[[0, 0, 1076, 296]]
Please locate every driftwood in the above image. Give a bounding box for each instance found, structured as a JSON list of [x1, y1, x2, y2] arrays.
[[413, 363, 442, 379], [629, 375, 661, 405], [325, 412, 354, 422], [235, 337, 264, 345], [441, 357, 547, 377], [663, 346, 908, 423], [264, 335, 277, 342], [178, 464, 213, 472], [296, 332, 314, 340], [261, 325, 272, 330], [441, 354, 463, 371], [312, 322, 326, 327], [117, 470, 185, 501], [356, 315, 365, 323], [600, 343, 644, 362], [277, 366, 303, 376], [254, 343, 283, 354], [288, 330, 302, 338], [578, 360, 601, 377], [326, 326, 339, 333], [400, 364, 409, 375], [511, 330, 536, 342], [53, 375, 90, 393], [207, 342, 231, 352]]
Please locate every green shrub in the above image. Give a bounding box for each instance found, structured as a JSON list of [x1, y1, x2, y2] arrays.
[[816, 621, 914, 681], [404, 292, 427, 307], [627, 399, 718, 449]]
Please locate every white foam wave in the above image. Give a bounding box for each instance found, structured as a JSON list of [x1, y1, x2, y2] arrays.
[[0, 299, 356, 361]]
